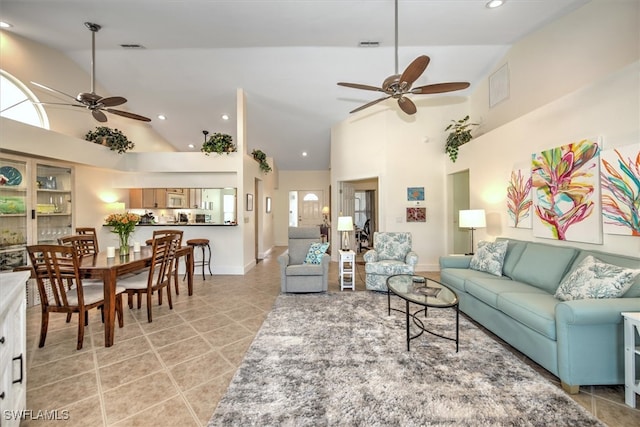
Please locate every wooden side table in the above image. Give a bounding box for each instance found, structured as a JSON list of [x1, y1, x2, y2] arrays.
[[622, 312, 640, 408], [339, 249, 355, 291]]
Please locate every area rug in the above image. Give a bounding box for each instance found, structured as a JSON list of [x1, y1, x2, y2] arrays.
[[208, 292, 602, 426]]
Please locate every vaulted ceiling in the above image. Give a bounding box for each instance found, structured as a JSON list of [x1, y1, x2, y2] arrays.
[[1, 0, 589, 169]]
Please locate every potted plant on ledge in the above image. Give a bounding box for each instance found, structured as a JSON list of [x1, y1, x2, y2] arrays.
[[201, 132, 236, 155], [85, 126, 135, 154], [445, 115, 478, 162], [251, 149, 273, 173]]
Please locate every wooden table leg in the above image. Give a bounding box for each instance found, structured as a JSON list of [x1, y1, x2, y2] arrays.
[[103, 269, 117, 347]]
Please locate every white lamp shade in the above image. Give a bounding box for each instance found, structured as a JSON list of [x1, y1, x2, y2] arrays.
[[337, 216, 354, 231], [459, 209, 486, 228]]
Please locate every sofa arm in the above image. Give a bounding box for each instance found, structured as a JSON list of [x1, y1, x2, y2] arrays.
[[556, 298, 640, 325], [439, 255, 472, 269], [363, 249, 378, 263], [405, 251, 419, 267]]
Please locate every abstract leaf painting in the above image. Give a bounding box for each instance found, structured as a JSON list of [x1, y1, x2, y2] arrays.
[[532, 139, 602, 243], [600, 145, 640, 236], [507, 166, 532, 228]]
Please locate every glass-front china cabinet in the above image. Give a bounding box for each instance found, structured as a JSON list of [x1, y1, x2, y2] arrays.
[[0, 154, 74, 270]]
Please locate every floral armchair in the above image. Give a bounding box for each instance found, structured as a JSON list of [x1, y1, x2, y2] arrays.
[[363, 232, 419, 291]]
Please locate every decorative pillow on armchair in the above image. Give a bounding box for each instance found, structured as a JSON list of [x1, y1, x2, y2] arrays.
[[554, 255, 640, 301], [304, 242, 330, 264], [469, 240, 508, 277]]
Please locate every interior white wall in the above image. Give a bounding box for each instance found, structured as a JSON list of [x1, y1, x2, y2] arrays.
[[331, 1, 640, 268], [450, 61, 639, 257], [274, 170, 330, 246], [0, 30, 175, 152]]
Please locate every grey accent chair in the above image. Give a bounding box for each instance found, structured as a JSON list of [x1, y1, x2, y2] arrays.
[[278, 227, 330, 293], [364, 231, 419, 291]]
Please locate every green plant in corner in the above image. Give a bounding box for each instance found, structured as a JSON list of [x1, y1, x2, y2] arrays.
[[251, 149, 272, 173], [85, 126, 135, 154], [445, 115, 478, 162], [201, 133, 236, 155]]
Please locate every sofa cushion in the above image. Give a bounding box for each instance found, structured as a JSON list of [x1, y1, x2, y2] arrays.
[[365, 260, 414, 276], [465, 277, 548, 309], [469, 240, 508, 276], [439, 268, 507, 293], [510, 243, 577, 293], [285, 263, 324, 276], [304, 242, 330, 264], [497, 292, 558, 340], [554, 255, 640, 301], [569, 250, 640, 298], [496, 238, 527, 279]]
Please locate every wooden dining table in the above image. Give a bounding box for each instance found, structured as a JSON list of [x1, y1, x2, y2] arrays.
[[79, 245, 194, 347]]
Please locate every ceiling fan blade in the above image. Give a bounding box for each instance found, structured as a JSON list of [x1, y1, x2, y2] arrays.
[[397, 97, 417, 115], [337, 82, 385, 93], [31, 81, 78, 102], [349, 96, 391, 114], [106, 108, 152, 122], [411, 82, 471, 94], [398, 56, 430, 91], [92, 109, 108, 122], [99, 96, 127, 107]]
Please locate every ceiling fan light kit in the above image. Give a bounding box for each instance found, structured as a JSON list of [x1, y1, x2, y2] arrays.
[[30, 22, 151, 123], [337, 0, 470, 116]]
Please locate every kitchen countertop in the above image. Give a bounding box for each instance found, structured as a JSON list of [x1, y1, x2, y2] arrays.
[[136, 223, 237, 226]]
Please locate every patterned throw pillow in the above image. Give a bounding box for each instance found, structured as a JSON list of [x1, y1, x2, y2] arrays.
[[304, 242, 330, 264], [554, 255, 640, 301], [469, 240, 508, 277]]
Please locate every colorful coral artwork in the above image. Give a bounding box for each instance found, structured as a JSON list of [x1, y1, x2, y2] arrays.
[[600, 144, 640, 236], [407, 187, 425, 201], [531, 139, 602, 243], [507, 165, 532, 228]]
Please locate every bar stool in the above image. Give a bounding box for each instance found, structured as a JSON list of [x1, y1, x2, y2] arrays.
[[185, 238, 212, 280]]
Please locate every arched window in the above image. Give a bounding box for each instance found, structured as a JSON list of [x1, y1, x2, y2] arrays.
[[0, 70, 49, 129]]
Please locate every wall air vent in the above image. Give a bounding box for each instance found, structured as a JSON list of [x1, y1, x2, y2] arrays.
[[120, 44, 146, 49], [358, 41, 380, 47]]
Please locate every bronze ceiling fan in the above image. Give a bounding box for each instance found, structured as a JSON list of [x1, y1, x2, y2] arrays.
[[337, 0, 470, 115], [31, 22, 151, 123]]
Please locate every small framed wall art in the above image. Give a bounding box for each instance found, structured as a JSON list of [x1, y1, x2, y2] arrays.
[[407, 187, 424, 201], [246, 193, 253, 211], [406, 207, 426, 222]]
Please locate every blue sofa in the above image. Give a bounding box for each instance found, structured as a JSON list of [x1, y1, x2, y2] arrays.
[[439, 238, 640, 393]]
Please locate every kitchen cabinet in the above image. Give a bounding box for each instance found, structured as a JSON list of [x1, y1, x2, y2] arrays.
[[129, 188, 167, 209], [0, 154, 74, 271], [0, 270, 29, 426]]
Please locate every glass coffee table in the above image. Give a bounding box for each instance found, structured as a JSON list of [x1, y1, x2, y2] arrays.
[[386, 274, 459, 352]]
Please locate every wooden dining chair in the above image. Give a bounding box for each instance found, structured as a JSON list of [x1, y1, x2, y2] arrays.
[[119, 234, 180, 322], [75, 227, 99, 252], [26, 244, 125, 350], [147, 229, 183, 295], [59, 234, 99, 257]]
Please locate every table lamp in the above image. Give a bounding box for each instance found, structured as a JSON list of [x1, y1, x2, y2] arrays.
[[459, 209, 486, 255], [322, 206, 330, 226], [337, 216, 354, 251]]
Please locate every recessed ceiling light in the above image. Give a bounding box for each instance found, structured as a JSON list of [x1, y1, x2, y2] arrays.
[[157, 114, 166, 120], [302, 152, 308, 157], [486, 0, 505, 8], [0, 22, 13, 28], [221, 114, 230, 121], [187, 144, 195, 149]]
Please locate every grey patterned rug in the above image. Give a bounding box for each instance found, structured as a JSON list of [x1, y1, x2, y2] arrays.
[[208, 292, 602, 426]]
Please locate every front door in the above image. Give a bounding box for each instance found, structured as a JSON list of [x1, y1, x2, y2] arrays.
[[297, 190, 324, 228]]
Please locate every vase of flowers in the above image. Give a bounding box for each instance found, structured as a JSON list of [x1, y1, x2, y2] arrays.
[[105, 212, 140, 256]]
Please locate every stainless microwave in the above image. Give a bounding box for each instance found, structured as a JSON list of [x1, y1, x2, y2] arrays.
[[167, 193, 186, 208]]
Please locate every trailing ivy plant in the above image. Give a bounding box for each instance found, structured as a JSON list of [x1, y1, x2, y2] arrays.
[[201, 133, 236, 155], [251, 149, 272, 173], [85, 126, 135, 154], [445, 115, 478, 162]]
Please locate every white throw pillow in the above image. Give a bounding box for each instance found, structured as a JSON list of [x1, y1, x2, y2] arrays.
[[469, 240, 508, 277], [555, 255, 640, 301]]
